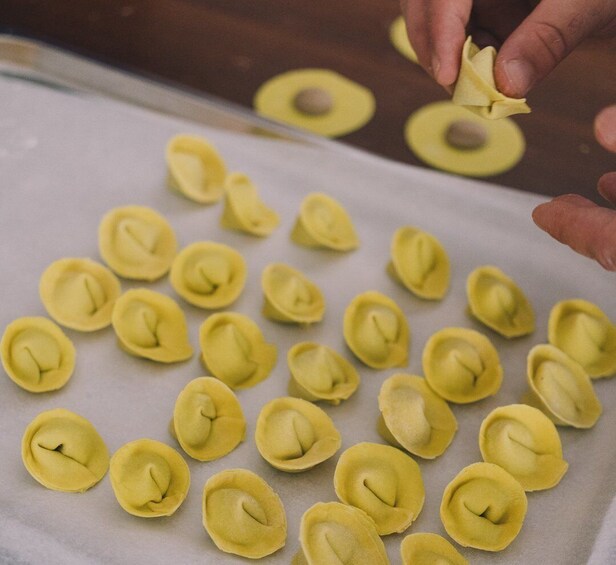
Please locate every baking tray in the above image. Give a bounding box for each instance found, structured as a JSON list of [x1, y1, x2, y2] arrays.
[[1, 35, 615, 565]]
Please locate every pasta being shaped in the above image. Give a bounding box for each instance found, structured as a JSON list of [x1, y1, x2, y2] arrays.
[[400, 532, 469, 565], [440, 462, 527, 551], [202, 468, 287, 559], [220, 172, 280, 236], [378, 374, 457, 459], [299, 502, 389, 565], [39, 257, 121, 331], [333, 442, 425, 535], [388, 226, 450, 300], [389, 16, 418, 63], [548, 299, 616, 378], [199, 312, 277, 389], [22, 408, 109, 492], [98, 205, 177, 281], [422, 327, 503, 403], [110, 439, 190, 518], [1, 316, 76, 393], [525, 344, 601, 428], [255, 397, 341, 472], [291, 192, 359, 251], [169, 241, 247, 309], [112, 288, 193, 363], [261, 263, 325, 324], [287, 341, 360, 405], [453, 36, 531, 120], [479, 404, 568, 491], [467, 265, 535, 338], [344, 290, 410, 369], [170, 377, 246, 461], [166, 134, 227, 204]]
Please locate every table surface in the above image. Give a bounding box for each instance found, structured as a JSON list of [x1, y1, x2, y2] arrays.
[[3, 0, 616, 201]]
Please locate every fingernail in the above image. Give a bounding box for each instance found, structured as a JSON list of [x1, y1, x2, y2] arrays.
[[431, 54, 441, 82], [502, 58, 535, 97]]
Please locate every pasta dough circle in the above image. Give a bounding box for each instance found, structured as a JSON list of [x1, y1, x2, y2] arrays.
[[389, 16, 418, 63], [254, 68, 375, 137], [333, 442, 425, 535], [203, 468, 287, 559], [404, 101, 525, 177], [22, 408, 109, 492], [1, 316, 76, 393], [400, 532, 469, 565], [440, 462, 527, 551]]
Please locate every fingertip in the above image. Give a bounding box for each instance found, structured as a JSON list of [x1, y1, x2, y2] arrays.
[[598, 172, 616, 205], [594, 105, 616, 153]]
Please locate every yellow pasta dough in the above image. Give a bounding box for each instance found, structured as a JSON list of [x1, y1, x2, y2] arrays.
[[220, 172, 280, 236], [389, 16, 418, 63], [98, 205, 177, 281], [548, 298, 616, 378], [39, 257, 121, 331], [299, 502, 389, 565], [287, 341, 360, 405], [388, 226, 450, 300], [254, 68, 375, 137], [479, 404, 568, 491], [166, 134, 227, 204], [110, 438, 190, 517], [22, 408, 109, 492], [344, 290, 409, 369], [169, 241, 247, 309], [291, 192, 359, 251], [525, 344, 601, 428], [261, 263, 325, 324], [255, 396, 341, 472], [334, 442, 425, 535], [378, 374, 457, 459], [422, 327, 503, 403], [171, 376, 246, 461], [453, 36, 531, 119], [400, 532, 469, 565], [1, 316, 76, 393], [202, 468, 287, 559], [199, 312, 277, 389], [441, 462, 527, 551], [111, 288, 193, 363], [467, 265, 535, 338]]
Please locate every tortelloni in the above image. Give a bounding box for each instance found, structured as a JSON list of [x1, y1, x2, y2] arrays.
[[525, 344, 601, 429], [440, 462, 528, 552], [422, 327, 503, 403], [171, 377, 246, 461], [299, 502, 389, 565], [39, 257, 121, 331], [110, 439, 190, 518], [261, 263, 325, 324], [378, 374, 457, 459], [202, 468, 287, 559], [291, 192, 359, 251], [333, 442, 425, 535], [169, 242, 247, 309], [388, 226, 450, 300], [166, 134, 227, 204], [548, 299, 616, 378], [287, 341, 360, 405], [220, 172, 280, 236], [1, 316, 76, 393], [199, 312, 277, 389], [400, 533, 469, 565], [479, 404, 568, 491], [255, 397, 341, 472], [21, 409, 109, 492], [112, 288, 193, 363], [343, 291, 410, 369], [98, 205, 177, 281], [466, 265, 535, 338]]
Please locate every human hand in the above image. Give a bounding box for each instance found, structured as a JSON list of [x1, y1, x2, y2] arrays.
[[400, 0, 616, 97]]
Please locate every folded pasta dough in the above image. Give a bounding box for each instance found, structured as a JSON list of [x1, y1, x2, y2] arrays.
[[202, 468, 286, 559], [453, 37, 531, 119], [333, 442, 424, 535], [400, 532, 468, 565]]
